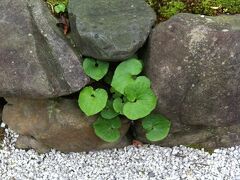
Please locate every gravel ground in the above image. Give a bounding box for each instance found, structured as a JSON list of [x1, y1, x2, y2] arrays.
[[0, 128, 240, 180]]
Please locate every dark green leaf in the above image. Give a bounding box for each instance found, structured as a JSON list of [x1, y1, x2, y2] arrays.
[[142, 114, 171, 142], [113, 97, 124, 115], [78, 87, 108, 116], [83, 58, 109, 81], [124, 76, 151, 102], [100, 100, 119, 119], [111, 58, 143, 94], [93, 116, 121, 142], [122, 77, 157, 120]]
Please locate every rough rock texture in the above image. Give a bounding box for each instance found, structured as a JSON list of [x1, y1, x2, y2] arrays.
[[0, 98, 6, 142], [2, 98, 130, 153], [135, 121, 240, 151], [137, 13, 240, 149], [68, 0, 156, 61], [0, 98, 6, 120], [0, 0, 89, 98]]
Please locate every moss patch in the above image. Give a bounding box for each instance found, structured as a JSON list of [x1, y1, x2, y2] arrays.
[[146, 0, 240, 22], [160, 1, 186, 19]]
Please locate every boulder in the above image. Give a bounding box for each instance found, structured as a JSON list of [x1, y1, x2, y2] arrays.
[[68, 0, 156, 61], [2, 98, 130, 153], [137, 13, 240, 149], [0, 0, 89, 98]]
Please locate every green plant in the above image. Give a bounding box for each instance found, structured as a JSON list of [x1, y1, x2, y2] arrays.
[[46, 0, 68, 14], [54, 3, 66, 14], [78, 87, 108, 116], [83, 58, 109, 81], [122, 76, 157, 120], [111, 59, 143, 94], [93, 116, 121, 142], [78, 57, 171, 142], [142, 114, 170, 141], [100, 100, 119, 119]]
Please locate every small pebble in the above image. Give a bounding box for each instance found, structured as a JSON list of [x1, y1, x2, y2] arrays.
[[0, 129, 240, 180], [1, 123, 6, 128], [222, 29, 229, 32]]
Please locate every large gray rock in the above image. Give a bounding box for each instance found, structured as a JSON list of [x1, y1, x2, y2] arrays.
[[0, 0, 89, 98], [2, 98, 130, 153], [68, 0, 156, 61], [137, 13, 240, 149]]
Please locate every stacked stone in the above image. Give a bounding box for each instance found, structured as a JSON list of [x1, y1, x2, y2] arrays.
[[1, 0, 240, 153], [0, 0, 155, 152]]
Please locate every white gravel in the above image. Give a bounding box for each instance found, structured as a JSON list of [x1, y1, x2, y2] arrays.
[[1, 128, 240, 180]]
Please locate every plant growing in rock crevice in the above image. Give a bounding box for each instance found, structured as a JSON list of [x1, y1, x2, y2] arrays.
[[142, 114, 170, 141], [78, 57, 171, 142], [83, 58, 109, 81], [43, 0, 171, 143], [45, 0, 70, 34], [46, 0, 68, 14], [93, 116, 121, 143], [78, 86, 108, 116]]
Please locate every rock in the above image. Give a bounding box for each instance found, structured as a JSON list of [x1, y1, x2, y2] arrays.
[[137, 13, 240, 149], [0, 98, 6, 120], [16, 135, 50, 154], [134, 121, 240, 150], [0, 98, 6, 143], [68, 0, 156, 61], [2, 98, 130, 153], [0, 0, 89, 98]]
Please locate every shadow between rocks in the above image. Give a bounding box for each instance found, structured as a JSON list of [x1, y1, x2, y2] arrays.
[[0, 98, 7, 144]]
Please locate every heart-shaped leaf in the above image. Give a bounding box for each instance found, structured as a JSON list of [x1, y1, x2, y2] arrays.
[[100, 100, 119, 119], [142, 114, 171, 142], [113, 97, 124, 115], [111, 58, 143, 94], [54, 3, 66, 13], [124, 76, 151, 102], [93, 116, 121, 142], [83, 58, 109, 81], [122, 77, 157, 120], [123, 89, 157, 120], [78, 87, 108, 116]]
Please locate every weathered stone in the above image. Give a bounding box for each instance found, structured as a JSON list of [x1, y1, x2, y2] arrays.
[[0, 98, 6, 143], [137, 13, 240, 149], [68, 0, 156, 61], [0, 0, 89, 98], [134, 121, 240, 150], [0, 98, 6, 120], [2, 98, 130, 153], [16, 135, 50, 154]]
